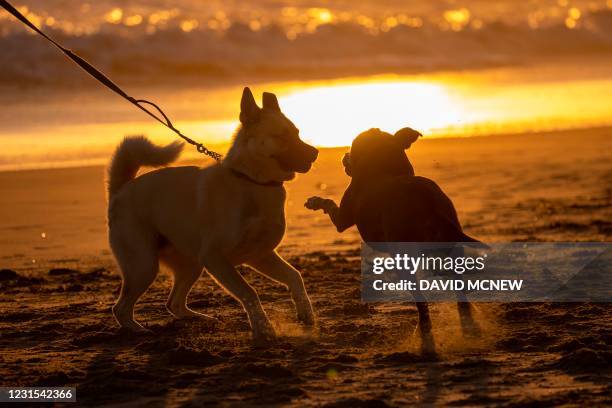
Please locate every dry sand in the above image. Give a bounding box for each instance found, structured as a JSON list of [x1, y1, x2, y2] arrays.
[[0, 127, 611, 406]]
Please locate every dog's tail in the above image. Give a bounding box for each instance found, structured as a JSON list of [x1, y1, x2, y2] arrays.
[[457, 231, 490, 249], [107, 136, 183, 198]]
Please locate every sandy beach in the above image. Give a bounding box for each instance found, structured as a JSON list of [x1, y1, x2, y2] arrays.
[[1, 127, 610, 406]]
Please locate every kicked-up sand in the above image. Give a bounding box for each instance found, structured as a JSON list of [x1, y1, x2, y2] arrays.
[[0, 127, 611, 406]]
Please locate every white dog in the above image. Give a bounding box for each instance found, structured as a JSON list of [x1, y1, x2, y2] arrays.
[[107, 88, 318, 345]]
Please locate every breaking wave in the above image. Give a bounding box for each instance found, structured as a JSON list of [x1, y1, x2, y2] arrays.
[[1, 1, 612, 86]]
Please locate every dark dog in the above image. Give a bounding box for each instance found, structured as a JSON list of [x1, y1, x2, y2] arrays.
[[305, 127, 482, 353]]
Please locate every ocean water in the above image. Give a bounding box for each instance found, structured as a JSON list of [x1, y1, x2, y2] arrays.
[[1, 0, 612, 170], [1, 57, 611, 171], [1, 0, 612, 85]]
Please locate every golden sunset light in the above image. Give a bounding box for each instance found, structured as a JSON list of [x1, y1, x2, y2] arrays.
[[1, 0, 611, 406], [279, 81, 462, 147]]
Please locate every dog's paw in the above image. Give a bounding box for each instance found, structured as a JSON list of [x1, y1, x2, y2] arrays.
[[458, 304, 482, 338], [252, 324, 277, 348], [414, 326, 437, 358], [461, 320, 482, 339], [305, 196, 326, 211], [297, 307, 316, 327]]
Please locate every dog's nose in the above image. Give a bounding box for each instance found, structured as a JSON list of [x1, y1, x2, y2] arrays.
[[307, 145, 319, 162], [342, 153, 350, 167]]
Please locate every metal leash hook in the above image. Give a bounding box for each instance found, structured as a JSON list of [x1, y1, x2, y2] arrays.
[[0, 0, 223, 162], [196, 144, 223, 161]]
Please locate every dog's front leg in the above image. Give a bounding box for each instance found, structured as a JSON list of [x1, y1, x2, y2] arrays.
[[248, 252, 315, 326], [202, 253, 276, 345], [305, 195, 355, 232]]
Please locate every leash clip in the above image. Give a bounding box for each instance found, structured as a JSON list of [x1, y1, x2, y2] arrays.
[[197, 144, 222, 161]]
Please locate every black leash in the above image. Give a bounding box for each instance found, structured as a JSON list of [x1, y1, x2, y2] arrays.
[[0, 0, 222, 161]]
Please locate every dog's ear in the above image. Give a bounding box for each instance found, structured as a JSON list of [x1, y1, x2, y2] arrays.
[[240, 87, 261, 125], [394, 127, 422, 149], [342, 153, 352, 177], [262, 92, 281, 112]]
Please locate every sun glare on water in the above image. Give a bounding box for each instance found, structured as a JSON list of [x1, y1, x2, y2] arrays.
[[278, 81, 462, 147]]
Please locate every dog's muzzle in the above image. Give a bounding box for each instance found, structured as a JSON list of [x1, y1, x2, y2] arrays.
[[275, 140, 318, 173], [342, 152, 352, 177]]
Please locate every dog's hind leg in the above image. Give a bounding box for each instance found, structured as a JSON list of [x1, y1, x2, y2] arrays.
[[247, 251, 315, 326], [454, 246, 481, 338], [456, 297, 481, 338], [110, 225, 159, 333], [202, 252, 275, 345], [411, 281, 436, 355], [161, 249, 216, 321], [415, 301, 436, 356]]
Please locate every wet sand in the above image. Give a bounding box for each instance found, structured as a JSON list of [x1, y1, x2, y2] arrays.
[[0, 127, 611, 406]]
